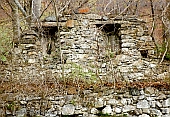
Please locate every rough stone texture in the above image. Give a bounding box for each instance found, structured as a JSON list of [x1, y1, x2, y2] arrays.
[[137, 100, 150, 109], [102, 105, 113, 115], [0, 87, 170, 116], [95, 98, 104, 108], [139, 114, 150, 117], [163, 98, 170, 107], [9, 13, 169, 83], [2, 13, 170, 117], [62, 104, 75, 115]]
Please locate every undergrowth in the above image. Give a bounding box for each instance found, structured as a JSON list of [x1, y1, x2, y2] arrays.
[[0, 22, 12, 64]]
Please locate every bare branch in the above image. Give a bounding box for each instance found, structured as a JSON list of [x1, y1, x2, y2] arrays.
[[39, 0, 53, 19], [14, 0, 27, 17]]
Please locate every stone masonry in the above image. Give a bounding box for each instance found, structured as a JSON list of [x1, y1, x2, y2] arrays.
[[12, 14, 169, 82], [1, 87, 170, 117]]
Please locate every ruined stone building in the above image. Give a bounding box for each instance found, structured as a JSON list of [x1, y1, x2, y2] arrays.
[[13, 13, 169, 82], [1, 13, 170, 117]]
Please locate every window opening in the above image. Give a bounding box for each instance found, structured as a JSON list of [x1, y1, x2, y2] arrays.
[[96, 23, 121, 55]]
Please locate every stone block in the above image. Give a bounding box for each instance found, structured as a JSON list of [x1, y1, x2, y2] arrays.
[[122, 105, 136, 112], [163, 98, 170, 107], [95, 98, 104, 108], [102, 105, 113, 115], [62, 104, 75, 115], [107, 99, 119, 105], [137, 100, 150, 109]]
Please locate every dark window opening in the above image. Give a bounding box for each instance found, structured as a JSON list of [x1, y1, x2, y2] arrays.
[[96, 23, 121, 55], [140, 50, 148, 58], [42, 26, 58, 55]]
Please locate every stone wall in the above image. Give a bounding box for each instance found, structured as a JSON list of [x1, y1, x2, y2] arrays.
[[1, 87, 170, 117], [1, 13, 170, 117], [11, 14, 169, 82]]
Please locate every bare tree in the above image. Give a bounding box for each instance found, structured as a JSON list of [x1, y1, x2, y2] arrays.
[[32, 0, 42, 21], [160, 0, 170, 63], [7, 0, 20, 47]]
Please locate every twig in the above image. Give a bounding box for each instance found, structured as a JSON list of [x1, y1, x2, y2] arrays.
[[39, 0, 53, 19]]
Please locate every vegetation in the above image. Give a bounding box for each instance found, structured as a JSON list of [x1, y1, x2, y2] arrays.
[[0, 22, 12, 64]]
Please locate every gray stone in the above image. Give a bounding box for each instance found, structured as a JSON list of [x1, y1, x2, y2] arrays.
[[150, 108, 162, 116], [81, 107, 88, 112], [120, 98, 127, 105], [140, 36, 152, 41], [149, 63, 156, 68], [114, 107, 122, 114], [95, 98, 104, 108], [45, 113, 57, 117], [142, 108, 150, 114], [88, 114, 98, 117], [44, 16, 56, 22], [163, 98, 170, 107], [122, 43, 135, 48], [102, 105, 113, 115], [102, 16, 109, 21], [137, 100, 150, 109], [162, 114, 170, 117], [91, 108, 99, 114], [62, 104, 75, 115], [14, 48, 22, 54], [139, 114, 150, 117], [65, 95, 74, 102], [140, 90, 145, 95], [156, 101, 162, 108], [107, 99, 119, 105], [16, 108, 27, 117], [75, 109, 83, 114], [138, 95, 145, 100], [151, 101, 156, 108], [161, 108, 170, 114], [86, 14, 102, 19], [123, 105, 136, 112]]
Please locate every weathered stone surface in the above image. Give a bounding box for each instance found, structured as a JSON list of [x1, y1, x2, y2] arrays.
[[137, 100, 150, 109], [95, 98, 104, 108], [4, 13, 170, 117], [123, 105, 136, 112], [91, 108, 99, 114], [102, 105, 113, 115], [161, 108, 170, 114], [163, 98, 170, 107], [139, 114, 150, 117], [114, 107, 122, 113], [107, 99, 119, 105], [150, 108, 162, 116], [62, 104, 75, 115]]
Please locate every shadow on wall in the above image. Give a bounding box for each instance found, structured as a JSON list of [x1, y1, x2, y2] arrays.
[[96, 23, 121, 55]]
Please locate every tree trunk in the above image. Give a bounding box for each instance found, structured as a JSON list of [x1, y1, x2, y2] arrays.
[[8, 0, 20, 47], [32, 0, 41, 21], [166, 0, 170, 53]]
